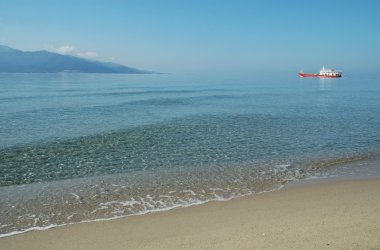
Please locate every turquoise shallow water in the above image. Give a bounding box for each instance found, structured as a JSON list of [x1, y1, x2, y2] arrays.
[[0, 72, 380, 236]]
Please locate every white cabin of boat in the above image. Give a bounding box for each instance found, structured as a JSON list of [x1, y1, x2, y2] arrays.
[[319, 66, 342, 77]]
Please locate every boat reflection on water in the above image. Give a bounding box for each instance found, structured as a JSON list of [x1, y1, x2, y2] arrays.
[[318, 77, 334, 91]]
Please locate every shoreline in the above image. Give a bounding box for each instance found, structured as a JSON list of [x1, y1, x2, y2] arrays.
[[1, 177, 379, 249]]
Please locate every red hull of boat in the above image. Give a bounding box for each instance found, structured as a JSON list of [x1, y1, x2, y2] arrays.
[[298, 73, 341, 78]]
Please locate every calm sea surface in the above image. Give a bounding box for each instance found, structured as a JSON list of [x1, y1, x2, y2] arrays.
[[1, 72, 379, 236]]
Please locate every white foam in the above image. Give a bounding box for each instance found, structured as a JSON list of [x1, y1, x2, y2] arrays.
[[71, 193, 80, 200], [0, 224, 59, 238], [158, 195, 172, 199], [99, 199, 140, 207], [181, 190, 196, 196]]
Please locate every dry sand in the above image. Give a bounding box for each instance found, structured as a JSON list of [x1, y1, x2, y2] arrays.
[[1, 178, 379, 250]]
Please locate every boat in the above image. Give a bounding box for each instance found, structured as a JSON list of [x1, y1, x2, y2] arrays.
[[298, 66, 342, 78]]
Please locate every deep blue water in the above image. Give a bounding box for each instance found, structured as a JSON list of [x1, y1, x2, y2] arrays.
[[0, 72, 379, 236]]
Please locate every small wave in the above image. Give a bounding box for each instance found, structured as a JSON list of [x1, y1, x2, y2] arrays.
[[0, 182, 285, 239]]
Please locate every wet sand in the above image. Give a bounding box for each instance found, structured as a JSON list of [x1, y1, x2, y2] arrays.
[[1, 178, 379, 250]]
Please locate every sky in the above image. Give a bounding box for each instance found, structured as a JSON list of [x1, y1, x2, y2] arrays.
[[0, 0, 379, 73]]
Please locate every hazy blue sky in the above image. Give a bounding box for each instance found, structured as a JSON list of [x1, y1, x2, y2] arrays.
[[1, 0, 379, 73]]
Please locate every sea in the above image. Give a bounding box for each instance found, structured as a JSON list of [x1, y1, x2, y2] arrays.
[[1, 72, 380, 237]]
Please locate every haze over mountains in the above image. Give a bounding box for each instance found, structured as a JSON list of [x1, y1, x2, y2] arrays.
[[0, 45, 152, 73]]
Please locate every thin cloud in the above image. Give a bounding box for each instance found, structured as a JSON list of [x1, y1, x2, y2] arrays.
[[56, 45, 75, 55], [78, 51, 98, 59], [49, 44, 101, 60]]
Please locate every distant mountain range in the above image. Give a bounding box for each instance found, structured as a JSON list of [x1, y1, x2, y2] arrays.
[[0, 45, 153, 73]]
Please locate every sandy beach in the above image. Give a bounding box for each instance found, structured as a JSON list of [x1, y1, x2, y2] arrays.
[[0, 178, 379, 250]]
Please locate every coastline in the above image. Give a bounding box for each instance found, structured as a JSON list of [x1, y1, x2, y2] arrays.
[[1, 177, 379, 249]]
